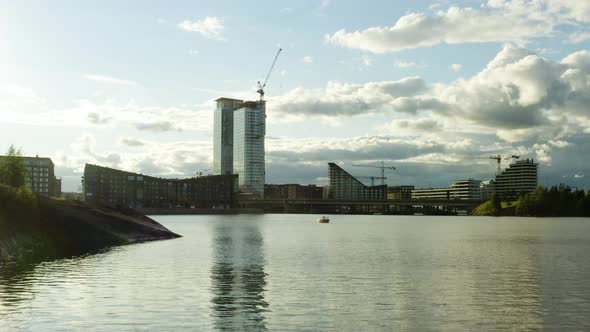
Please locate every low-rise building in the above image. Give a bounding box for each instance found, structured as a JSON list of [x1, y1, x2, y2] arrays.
[[0, 155, 61, 196], [387, 185, 415, 200], [412, 179, 482, 200], [83, 164, 238, 209], [264, 184, 323, 200]]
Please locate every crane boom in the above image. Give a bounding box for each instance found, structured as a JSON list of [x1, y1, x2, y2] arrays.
[[352, 161, 396, 186], [257, 48, 282, 101]]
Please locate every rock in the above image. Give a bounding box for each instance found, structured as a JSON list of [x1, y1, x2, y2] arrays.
[[0, 184, 181, 262]]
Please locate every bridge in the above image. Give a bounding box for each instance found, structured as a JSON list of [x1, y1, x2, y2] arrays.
[[240, 198, 484, 214]]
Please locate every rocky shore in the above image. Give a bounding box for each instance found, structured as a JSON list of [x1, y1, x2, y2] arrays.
[[0, 185, 181, 262]]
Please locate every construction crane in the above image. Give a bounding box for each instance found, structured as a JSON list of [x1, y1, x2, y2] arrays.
[[489, 155, 502, 175], [256, 48, 282, 101], [196, 168, 210, 177], [355, 176, 386, 187], [352, 161, 396, 186], [485, 155, 520, 175]]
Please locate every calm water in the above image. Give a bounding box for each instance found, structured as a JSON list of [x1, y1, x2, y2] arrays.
[[1, 215, 590, 331]]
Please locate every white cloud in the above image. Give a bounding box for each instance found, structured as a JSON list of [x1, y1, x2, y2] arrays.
[[83, 74, 139, 86], [325, 1, 590, 53], [302, 56, 313, 64], [188, 50, 200, 55], [569, 31, 590, 44], [395, 61, 417, 68], [574, 172, 585, 179], [178, 16, 225, 41], [450, 63, 463, 71]]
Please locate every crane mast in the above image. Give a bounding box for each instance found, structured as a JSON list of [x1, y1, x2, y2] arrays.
[[257, 48, 282, 101]]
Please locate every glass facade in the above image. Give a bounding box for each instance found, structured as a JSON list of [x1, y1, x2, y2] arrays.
[[233, 101, 266, 198], [213, 98, 243, 175]]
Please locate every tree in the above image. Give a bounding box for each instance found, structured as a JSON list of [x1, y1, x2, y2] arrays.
[[0, 145, 26, 188]]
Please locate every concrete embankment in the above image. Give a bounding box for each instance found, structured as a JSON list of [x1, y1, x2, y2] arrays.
[[138, 207, 263, 215], [0, 185, 181, 262]]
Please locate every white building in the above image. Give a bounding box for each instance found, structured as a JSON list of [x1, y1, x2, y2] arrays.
[[412, 179, 483, 200], [233, 101, 266, 198], [213, 97, 243, 175], [494, 159, 538, 199]]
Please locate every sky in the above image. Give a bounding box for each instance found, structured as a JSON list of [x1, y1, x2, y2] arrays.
[[1, 0, 590, 192]]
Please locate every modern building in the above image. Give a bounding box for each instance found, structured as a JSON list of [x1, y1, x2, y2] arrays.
[[412, 179, 483, 200], [264, 184, 323, 200], [387, 185, 415, 200], [0, 155, 61, 196], [83, 164, 238, 209], [213, 97, 266, 199], [233, 100, 266, 198], [480, 180, 495, 200], [213, 97, 243, 175], [494, 158, 538, 199], [328, 163, 387, 200]]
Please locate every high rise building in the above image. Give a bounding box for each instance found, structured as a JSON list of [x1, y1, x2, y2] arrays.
[[213, 98, 243, 175], [494, 158, 538, 199], [233, 101, 266, 198]]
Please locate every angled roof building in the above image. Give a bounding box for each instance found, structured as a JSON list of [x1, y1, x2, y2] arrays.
[[328, 163, 386, 200]]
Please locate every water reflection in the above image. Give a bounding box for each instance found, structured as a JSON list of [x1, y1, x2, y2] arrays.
[[0, 261, 38, 312], [210, 220, 268, 331]]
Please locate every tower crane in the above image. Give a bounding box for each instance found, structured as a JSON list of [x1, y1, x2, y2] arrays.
[[256, 48, 282, 101], [484, 155, 520, 175], [489, 155, 502, 175], [355, 176, 386, 187], [196, 168, 210, 177], [352, 161, 396, 186]]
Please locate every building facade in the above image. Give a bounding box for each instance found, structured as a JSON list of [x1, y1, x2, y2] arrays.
[[0, 155, 61, 196], [387, 185, 415, 200], [83, 164, 238, 209], [328, 163, 387, 200], [412, 179, 483, 200], [213, 97, 243, 175], [494, 159, 538, 199], [233, 100, 266, 198], [264, 184, 323, 200]]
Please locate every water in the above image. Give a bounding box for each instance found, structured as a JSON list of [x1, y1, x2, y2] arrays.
[[1, 215, 590, 331]]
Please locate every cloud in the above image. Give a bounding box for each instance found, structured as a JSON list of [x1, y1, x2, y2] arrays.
[[269, 77, 429, 117], [574, 172, 585, 179], [569, 31, 590, 44], [83, 74, 139, 86], [135, 120, 182, 132], [450, 63, 463, 71], [178, 17, 225, 40], [302, 56, 313, 64], [325, 1, 590, 53], [87, 112, 112, 125], [121, 138, 146, 147], [395, 61, 417, 68]]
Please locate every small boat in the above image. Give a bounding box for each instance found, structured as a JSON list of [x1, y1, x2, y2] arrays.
[[318, 216, 330, 223]]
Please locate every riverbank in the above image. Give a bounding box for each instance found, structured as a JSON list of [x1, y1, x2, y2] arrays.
[[0, 185, 181, 262]]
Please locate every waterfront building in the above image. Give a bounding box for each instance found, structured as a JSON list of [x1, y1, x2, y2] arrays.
[[264, 184, 323, 200], [412, 179, 482, 200], [0, 155, 61, 196], [328, 163, 387, 200], [494, 158, 538, 199], [213, 97, 243, 175], [387, 185, 415, 200], [480, 180, 495, 200], [233, 100, 266, 198], [83, 164, 238, 209]]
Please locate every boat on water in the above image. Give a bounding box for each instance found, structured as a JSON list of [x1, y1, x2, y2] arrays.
[[318, 216, 330, 223]]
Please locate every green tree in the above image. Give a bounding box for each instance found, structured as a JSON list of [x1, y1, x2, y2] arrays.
[[0, 145, 26, 188]]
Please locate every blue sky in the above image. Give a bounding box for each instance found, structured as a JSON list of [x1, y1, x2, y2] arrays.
[[1, 0, 590, 191]]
